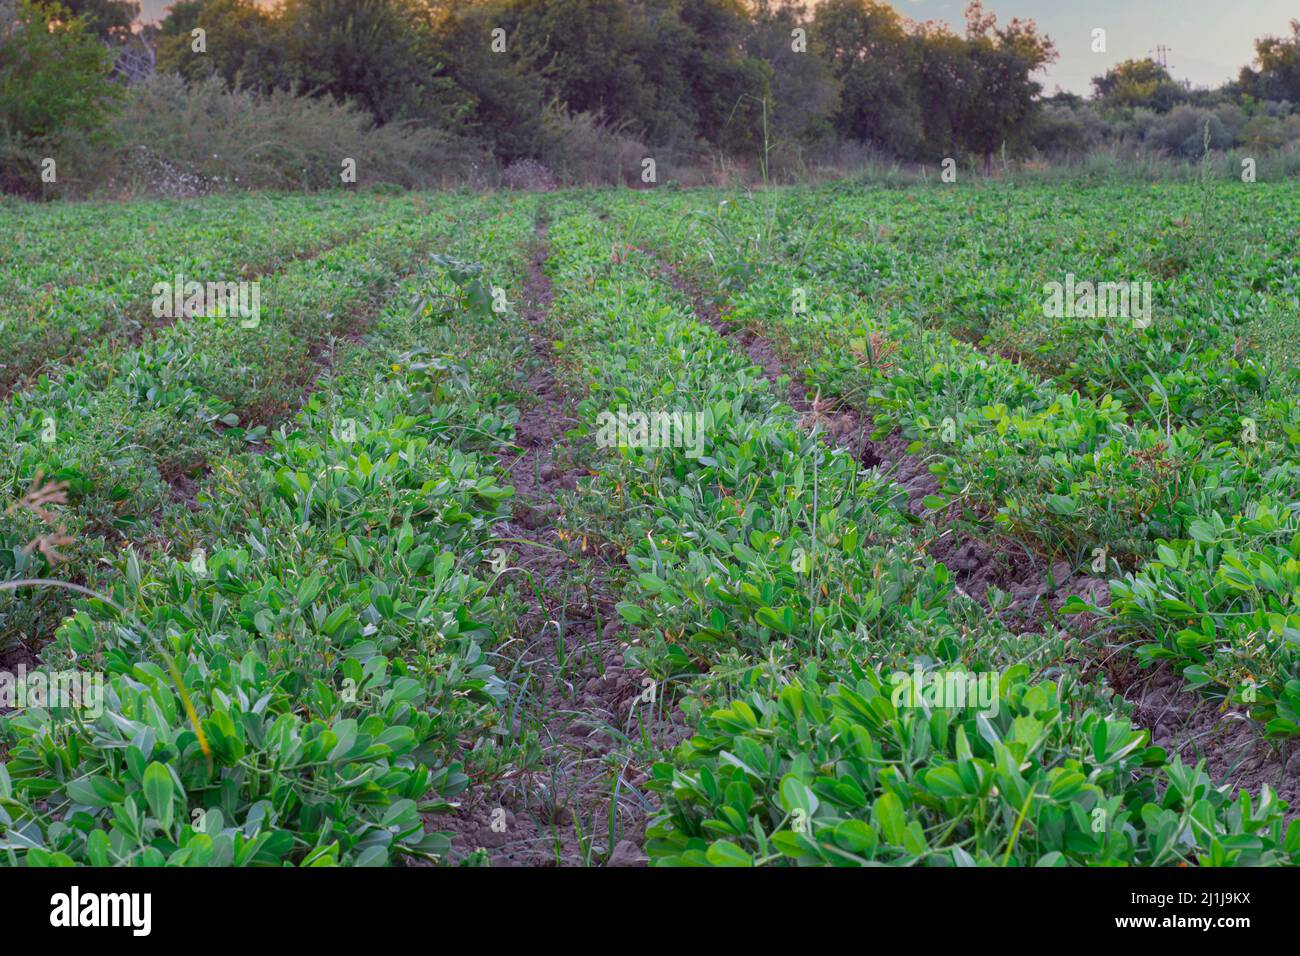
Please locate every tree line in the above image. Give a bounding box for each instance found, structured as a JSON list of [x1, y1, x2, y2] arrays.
[[3, 0, 1299, 195], [141, 0, 1061, 172]]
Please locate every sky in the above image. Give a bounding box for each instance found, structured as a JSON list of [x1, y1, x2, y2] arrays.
[[136, 0, 1297, 96], [885, 0, 1296, 94]]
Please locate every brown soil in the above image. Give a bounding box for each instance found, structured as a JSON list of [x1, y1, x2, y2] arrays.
[[1103, 657, 1300, 814], [421, 227, 686, 867], [0, 633, 43, 676]]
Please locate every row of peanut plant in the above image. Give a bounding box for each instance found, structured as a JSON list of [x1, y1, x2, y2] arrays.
[[0, 192, 408, 394], [537, 198, 1298, 866], [603, 184, 1300, 738], [1, 194, 505, 654], [0, 196, 542, 866]]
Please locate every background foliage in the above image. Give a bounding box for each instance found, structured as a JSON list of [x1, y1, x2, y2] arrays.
[[2, 1, 1299, 194]]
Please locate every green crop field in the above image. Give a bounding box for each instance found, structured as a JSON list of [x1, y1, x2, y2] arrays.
[[2, 181, 1299, 870]]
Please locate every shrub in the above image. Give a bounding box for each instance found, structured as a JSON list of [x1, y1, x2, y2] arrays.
[[102, 73, 492, 196], [533, 108, 647, 187], [1030, 103, 1106, 156], [499, 158, 557, 191], [1150, 106, 1235, 156]]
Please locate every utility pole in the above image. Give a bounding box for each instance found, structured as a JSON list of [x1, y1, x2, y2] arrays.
[[1151, 45, 1171, 69]]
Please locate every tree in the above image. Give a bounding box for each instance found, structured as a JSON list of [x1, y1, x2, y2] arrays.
[[429, 0, 546, 159], [813, 0, 922, 155], [741, 0, 839, 149], [675, 0, 770, 154], [0, 0, 122, 194], [502, 0, 656, 136], [494, 0, 768, 153], [155, 0, 283, 90], [435, 0, 767, 158], [1238, 19, 1300, 103], [956, 1, 1056, 173], [277, 0, 465, 126], [910, 19, 967, 157], [32, 0, 136, 41], [1091, 58, 1186, 112]]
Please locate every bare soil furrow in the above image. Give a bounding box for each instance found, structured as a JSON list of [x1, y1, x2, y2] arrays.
[[426, 226, 683, 867]]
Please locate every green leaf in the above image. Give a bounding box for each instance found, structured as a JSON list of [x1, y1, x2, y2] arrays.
[[1046, 494, 1076, 516], [65, 775, 125, 808], [705, 841, 753, 867], [779, 774, 820, 819], [923, 765, 967, 798], [616, 601, 645, 625], [322, 604, 353, 636], [874, 791, 908, 846], [833, 820, 877, 854], [142, 762, 176, 831]]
